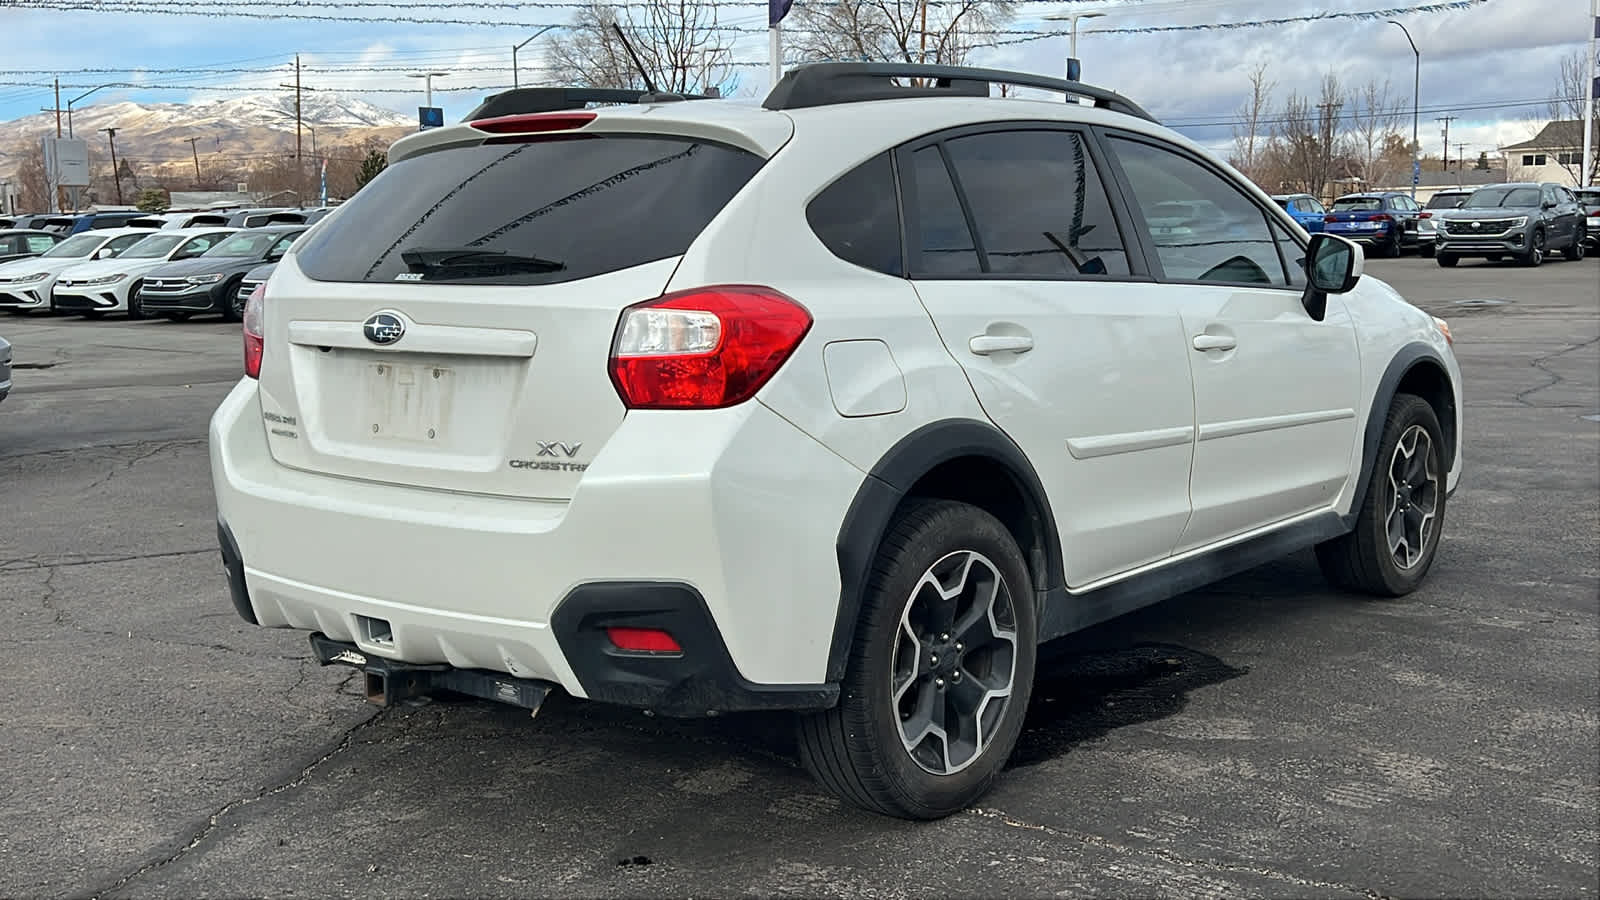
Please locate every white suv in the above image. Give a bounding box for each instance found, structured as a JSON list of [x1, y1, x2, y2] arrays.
[[210, 64, 1464, 820]]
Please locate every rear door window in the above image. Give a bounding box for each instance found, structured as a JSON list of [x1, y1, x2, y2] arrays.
[[940, 129, 1131, 278], [292, 135, 765, 285], [906, 146, 982, 276]]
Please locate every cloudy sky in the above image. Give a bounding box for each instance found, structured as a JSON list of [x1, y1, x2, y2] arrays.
[[0, 0, 1591, 156]]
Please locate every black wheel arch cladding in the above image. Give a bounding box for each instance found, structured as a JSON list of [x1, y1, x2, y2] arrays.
[[829, 418, 1064, 684]]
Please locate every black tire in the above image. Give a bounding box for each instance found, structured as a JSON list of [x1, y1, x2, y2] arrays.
[[1564, 228, 1586, 262], [1521, 229, 1545, 267], [127, 281, 145, 319], [1419, 241, 1436, 259], [1316, 394, 1447, 597], [796, 499, 1037, 820], [81, 311, 105, 320], [1436, 253, 1459, 268], [162, 312, 192, 322], [220, 277, 245, 322], [1486, 254, 1503, 262]]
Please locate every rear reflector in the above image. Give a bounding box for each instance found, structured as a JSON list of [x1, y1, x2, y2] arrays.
[[605, 627, 683, 653], [470, 112, 597, 134]]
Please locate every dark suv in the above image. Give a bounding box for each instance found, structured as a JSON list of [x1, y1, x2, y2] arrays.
[[1434, 183, 1587, 267]]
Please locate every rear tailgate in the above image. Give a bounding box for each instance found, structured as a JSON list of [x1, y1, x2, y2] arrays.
[[256, 115, 781, 501]]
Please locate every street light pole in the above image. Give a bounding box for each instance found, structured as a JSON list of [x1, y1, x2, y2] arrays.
[[67, 82, 134, 139], [513, 26, 557, 89], [409, 72, 448, 109], [1042, 9, 1107, 82], [1389, 20, 1421, 199]]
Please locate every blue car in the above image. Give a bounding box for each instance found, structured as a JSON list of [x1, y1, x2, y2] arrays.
[[1271, 193, 1326, 233]]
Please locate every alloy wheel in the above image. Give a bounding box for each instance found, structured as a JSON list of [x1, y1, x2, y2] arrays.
[[890, 550, 1018, 776], [1385, 424, 1440, 571]]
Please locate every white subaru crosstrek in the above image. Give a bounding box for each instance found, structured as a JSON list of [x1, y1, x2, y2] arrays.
[[210, 64, 1464, 820]]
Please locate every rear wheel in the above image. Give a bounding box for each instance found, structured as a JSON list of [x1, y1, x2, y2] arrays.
[[1564, 228, 1587, 261], [796, 499, 1036, 820], [1316, 394, 1447, 596], [1521, 229, 1545, 267], [220, 277, 245, 322], [1436, 253, 1459, 268]]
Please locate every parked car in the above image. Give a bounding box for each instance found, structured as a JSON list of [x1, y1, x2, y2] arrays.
[[1424, 189, 1473, 211], [126, 212, 235, 230], [1434, 182, 1587, 267], [0, 214, 58, 230], [137, 225, 305, 320], [53, 227, 237, 318], [0, 229, 63, 263], [225, 208, 306, 229], [1576, 187, 1600, 249], [0, 332, 10, 404], [39, 212, 158, 235], [1322, 191, 1425, 257], [234, 261, 276, 312], [0, 227, 158, 313], [1271, 193, 1326, 233], [209, 69, 1464, 820]]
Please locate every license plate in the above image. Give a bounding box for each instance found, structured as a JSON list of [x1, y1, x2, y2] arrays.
[[364, 361, 453, 441]]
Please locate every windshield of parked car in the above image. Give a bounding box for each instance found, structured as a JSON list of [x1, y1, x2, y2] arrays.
[[1332, 197, 1383, 211], [40, 232, 108, 258], [205, 232, 283, 257], [1426, 193, 1467, 209], [117, 234, 186, 259], [1466, 186, 1541, 208]]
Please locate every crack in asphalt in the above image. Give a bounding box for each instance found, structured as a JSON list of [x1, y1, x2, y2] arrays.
[[967, 807, 1388, 899], [80, 439, 205, 493], [0, 436, 206, 465], [0, 548, 214, 572], [88, 713, 384, 899], [1516, 335, 1600, 408]]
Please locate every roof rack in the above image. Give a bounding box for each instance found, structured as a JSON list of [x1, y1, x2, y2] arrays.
[[761, 62, 1156, 123], [464, 87, 719, 122]]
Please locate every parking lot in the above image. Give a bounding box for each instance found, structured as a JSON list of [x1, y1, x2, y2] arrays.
[[1, 256, 1596, 898]]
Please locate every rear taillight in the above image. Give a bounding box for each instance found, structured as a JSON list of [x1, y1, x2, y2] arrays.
[[609, 286, 812, 410], [1367, 214, 1393, 222], [242, 284, 265, 379], [1324, 214, 1337, 223], [1419, 212, 1432, 219]]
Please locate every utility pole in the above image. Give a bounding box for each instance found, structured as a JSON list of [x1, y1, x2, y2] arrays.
[[53, 78, 62, 136], [53, 78, 62, 214], [185, 136, 202, 185], [102, 127, 123, 205], [279, 56, 306, 207], [1436, 115, 1457, 171]]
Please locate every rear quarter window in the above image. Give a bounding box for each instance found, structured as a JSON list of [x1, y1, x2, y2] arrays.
[[293, 134, 765, 285], [806, 152, 903, 276]]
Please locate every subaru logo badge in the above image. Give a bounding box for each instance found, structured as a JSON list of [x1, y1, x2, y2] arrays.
[[363, 312, 405, 346]]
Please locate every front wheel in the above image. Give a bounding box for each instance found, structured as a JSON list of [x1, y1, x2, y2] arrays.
[[1419, 241, 1436, 259], [1522, 229, 1545, 267], [1316, 394, 1447, 596], [220, 278, 246, 322], [1564, 229, 1587, 261], [1436, 253, 1459, 268], [796, 500, 1037, 820], [127, 282, 145, 319]]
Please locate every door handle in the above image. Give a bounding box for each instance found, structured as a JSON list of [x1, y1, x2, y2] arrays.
[[1192, 334, 1237, 352], [969, 334, 1034, 355]]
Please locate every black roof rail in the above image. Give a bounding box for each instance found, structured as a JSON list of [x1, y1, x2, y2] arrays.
[[464, 86, 719, 121], [761, 62, 1156, 123]]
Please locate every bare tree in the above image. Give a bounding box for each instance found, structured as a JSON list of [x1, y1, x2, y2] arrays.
[[11, 138, 51, 213], [1546, 50, 1599, 185], [1268, 91, 1318, 195], [1345, 78, 1404, 188], [541, 0, 736, 95], [785, 0, 1016, 72], [1229, 62, 1275, 183], [1314, 72, 1348, 200]]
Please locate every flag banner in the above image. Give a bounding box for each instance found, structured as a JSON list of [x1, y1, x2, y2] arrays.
[[770, 0, 793, 27]]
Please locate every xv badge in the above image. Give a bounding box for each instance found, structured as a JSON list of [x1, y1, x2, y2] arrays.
[[536, 441, 583, 458]]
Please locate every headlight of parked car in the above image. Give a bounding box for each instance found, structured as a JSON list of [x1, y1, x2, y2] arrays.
[[13, 272, 49, 283], [83, 273, 128, 285], [1509, 217, 1528, 229], [185, 273, 225, 285]]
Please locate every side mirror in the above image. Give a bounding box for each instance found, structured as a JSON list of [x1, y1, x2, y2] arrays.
[[94, 247, 114, 259], [1303, 234, 1362, 321], [265, 250, 284, 262]]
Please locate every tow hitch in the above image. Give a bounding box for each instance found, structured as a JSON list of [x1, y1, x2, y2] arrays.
[[309, 633, 555, 717]]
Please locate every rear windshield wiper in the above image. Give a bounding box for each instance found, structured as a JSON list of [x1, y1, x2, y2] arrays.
[[400, 247, 565, 275]]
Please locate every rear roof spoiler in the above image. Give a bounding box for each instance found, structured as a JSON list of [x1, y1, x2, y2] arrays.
[[464, 87, 720, 122]]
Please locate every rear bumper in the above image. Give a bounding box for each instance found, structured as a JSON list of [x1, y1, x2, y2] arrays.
[[209, 378, 859, 713]]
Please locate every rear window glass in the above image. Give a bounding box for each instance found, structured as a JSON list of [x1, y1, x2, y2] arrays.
[[294, 135, 765, 285], [1332, 197, 1383, 211], [1426, 193, 1466, 209], [807, 152, 902, 276]]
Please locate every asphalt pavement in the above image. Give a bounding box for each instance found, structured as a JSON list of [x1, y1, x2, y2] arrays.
[[1, 256, 1596, 898]]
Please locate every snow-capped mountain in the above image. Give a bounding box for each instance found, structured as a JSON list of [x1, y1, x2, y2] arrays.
[[0, 93, 414, 185]]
